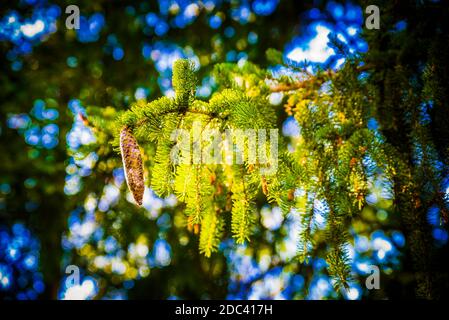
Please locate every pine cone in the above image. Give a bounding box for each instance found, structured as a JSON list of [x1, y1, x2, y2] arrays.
[[120, 126, 145, 206]]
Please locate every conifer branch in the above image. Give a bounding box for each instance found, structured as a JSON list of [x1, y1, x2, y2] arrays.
[[269, 64, 373, 92]]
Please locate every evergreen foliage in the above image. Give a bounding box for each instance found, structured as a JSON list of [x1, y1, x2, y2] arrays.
[[2, 0, 448, 300], [102, 57, 387, 289], [113, 59, 281, 256], [100, 33, 449, 294]]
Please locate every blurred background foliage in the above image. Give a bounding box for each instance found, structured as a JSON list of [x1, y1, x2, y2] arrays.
[[1, 0, 448, 300]]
